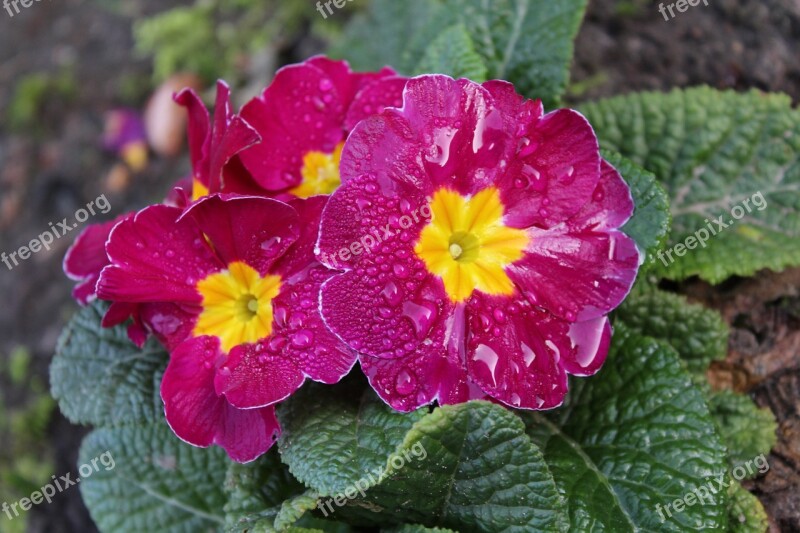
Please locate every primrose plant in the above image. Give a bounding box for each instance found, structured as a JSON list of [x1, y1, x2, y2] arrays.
[[52, 1, 793, 532]]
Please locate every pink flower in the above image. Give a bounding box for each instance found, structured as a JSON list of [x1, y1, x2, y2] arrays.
[[97, 194, 355, 461], [317, 76, 640, 412], [102, 109, 148, 171], [238, 56, 407, 198], [169, 81, 266, 206]]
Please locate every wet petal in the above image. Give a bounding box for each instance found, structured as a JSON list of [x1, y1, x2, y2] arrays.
[[98, 205, 221, 304], [161, 336, 280, 463], [508, 228, 639, 322], [501, 109, 602, 229], [64, 215, 128, 304], [183, 195, 299, 277], [465, 292, 569, 410]]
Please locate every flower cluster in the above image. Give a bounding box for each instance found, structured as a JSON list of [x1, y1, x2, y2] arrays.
[[65, 57, 639, 462]]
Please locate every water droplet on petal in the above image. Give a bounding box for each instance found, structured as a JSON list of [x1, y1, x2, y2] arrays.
[[395, 369, 417, 396], [521, 343, 536, 367], [289, 312, 306, 329], [473, 344, 499, 386], [381, 281, 403, 305], [261, 236, 283, 257], [393, 264, 410, 279], [402, 300, 437, 339], [291, 330, 314, 348]]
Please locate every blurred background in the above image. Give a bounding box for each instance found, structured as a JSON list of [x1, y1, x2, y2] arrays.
[[0, 0, 797, 531]]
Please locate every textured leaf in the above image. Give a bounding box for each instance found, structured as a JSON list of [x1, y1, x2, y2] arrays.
[[603, 151, 671, 268], [341, 401, 566, 532], [274, 492, 320, 532], [708, 390, 777, 473], [277, 379, 426, 498], [383, 526, 458, 533], [727, 482, 769, 533], [581, 88, 800, 283], [329, 0, 445, 74], [50, 300, 167, 426], [442, 0, 587, 107], [224, 450, 305, 532], [415, 24, 488, 81], [614, 284, 728, 380], [279, 381, 566, 532], [334, 0, 587, 107], [79, 419, 230, 533], [524, 323, 730, 531]]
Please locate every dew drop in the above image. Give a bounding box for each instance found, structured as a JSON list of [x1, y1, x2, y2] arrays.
[[291, 330, 314, 348], [473, 344, 500, 386], [521, 342, 536, 367], [393, 263, 410, 279], [402, 300, 438, 339], [395, 369, 417, 396]]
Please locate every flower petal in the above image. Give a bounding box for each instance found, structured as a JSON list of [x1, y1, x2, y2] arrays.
[[564, 316, 612, 377], [98, 205, 221, 304], [239, 61, 349, 191], [501, 109, 602, 229], [183, 195, 299, 277], [465, 292, 569, 410], [344, 75, 407, 131], [568, 160, 635, 231], [64, 215, 127, 304], [508, 228, 639, 322], [161, 336, 280, 463]]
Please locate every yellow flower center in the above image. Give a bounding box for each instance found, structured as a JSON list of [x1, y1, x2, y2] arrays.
[[414, 187, 529, 303], [192, 178, 210, 201], [194, 261, 281, 353], [290, 142, 344, 197]]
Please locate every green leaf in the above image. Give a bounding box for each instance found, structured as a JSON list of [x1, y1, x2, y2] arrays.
[[279, 381, 566, 532], [604, 150, 672, 267], [524, 323, 730, 531], [614, 284, 728, 380], [330, 0, 445, 74], [274, 491, 321, 531], [708, 390, 777, 473], [50, 300, 167, 427], [580, 87, 800, 283], [415, 24, 488, 81], [342, 401, 567, 532], [334, 0, 588, 107], [79, 419, 230, 533], [727, 482, 769, 533], [442, 0, 587, 107], [383, 526, 458, 533], [224, 450, 305, 532], [277, 379, 426, 498]]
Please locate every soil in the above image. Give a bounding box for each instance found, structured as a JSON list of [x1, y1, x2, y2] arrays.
[[0, 0, 797, 531]]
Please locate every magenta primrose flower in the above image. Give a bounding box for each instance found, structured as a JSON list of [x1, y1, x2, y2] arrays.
[[170, 80, 265, 205], [96, 194, 356, 461], [237, 56, 407, 198], [317, 75, 640, 412]]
